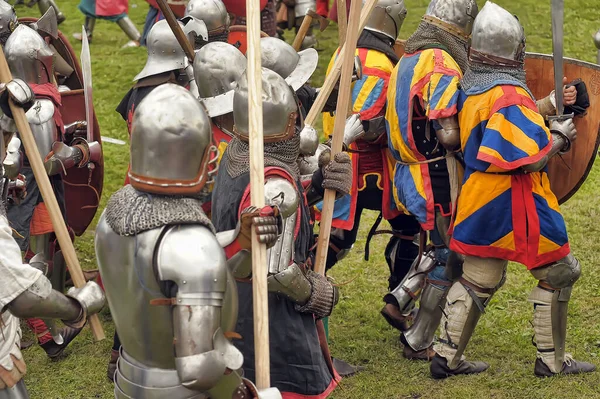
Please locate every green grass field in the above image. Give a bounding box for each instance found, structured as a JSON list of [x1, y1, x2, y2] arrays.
[[15, 0, 600, 397]]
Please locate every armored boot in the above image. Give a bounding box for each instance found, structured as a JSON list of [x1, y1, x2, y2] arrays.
[[37, 0, 65, 24], [73, 16, 95, 42], [529, 284, 596, 377], [431, 256, 507, 379], [116, 16, 141, 48], [401, 280, 449, 361]]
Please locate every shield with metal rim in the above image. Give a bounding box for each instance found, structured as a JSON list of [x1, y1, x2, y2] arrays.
[[392, 41, 600, 204], [227, 25, 269, 55], [20, 17, 104, 236]]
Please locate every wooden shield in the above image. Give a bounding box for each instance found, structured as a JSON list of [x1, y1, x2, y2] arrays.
[[392, 41, 600, 204], [20, 18, 104, 236], [525, 53, 600, 204]]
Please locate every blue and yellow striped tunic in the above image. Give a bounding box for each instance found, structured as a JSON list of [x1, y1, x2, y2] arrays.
[[386, 48, 462, 230], [449, 85, 570, 269]]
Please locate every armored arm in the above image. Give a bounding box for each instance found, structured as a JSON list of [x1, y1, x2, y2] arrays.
[[522, 118, 577, 173], [434, 116, 460, 151], [156, 225, 245, 394], [536, 92, 556, 120]]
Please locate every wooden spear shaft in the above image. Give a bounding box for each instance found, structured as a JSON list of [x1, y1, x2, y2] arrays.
[[246, 0, 270, 389], [0, 49, 105, 340], [304, 0, 378, 128], [336, 0, 348, 45], [313, 0, 362, 276]]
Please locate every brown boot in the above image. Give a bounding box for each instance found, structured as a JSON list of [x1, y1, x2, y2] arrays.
[[380, 304, 414, 331], [402, 343, 436, 361], [107, 349, 119, 382]]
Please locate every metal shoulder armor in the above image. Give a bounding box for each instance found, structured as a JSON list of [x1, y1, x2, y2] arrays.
[[156, 225, 243, 392], [264, 177, 299, 275], [25, 99, 57, 158]]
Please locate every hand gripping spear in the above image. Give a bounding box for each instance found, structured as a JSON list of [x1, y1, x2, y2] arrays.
[[0, 46, 105, 340], [245, 0, 273, 389]]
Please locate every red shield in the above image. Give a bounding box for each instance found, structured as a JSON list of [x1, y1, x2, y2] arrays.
[[20, 18, 104, 236]]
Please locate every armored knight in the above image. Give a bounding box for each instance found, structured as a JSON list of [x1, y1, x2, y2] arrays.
[[0, 85, 104, 398], [184, 0, 230, 48], [431, 1, 595, 378], [96, 83, 282, 398], [383, 0, 477, 361], [212, 68, 352, 397], [2, 23, 101, 359], [318, 0, 423, 342]]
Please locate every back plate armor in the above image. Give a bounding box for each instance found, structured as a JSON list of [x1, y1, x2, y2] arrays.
[[95, 213, 241, 398]]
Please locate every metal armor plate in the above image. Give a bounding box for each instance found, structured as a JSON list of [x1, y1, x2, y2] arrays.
[[393, 40, 600, 204], [19, 17, 104, 235]]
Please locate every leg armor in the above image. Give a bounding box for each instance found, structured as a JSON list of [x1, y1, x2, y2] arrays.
[[85, 16, 96, 40], [116, 16, 141, 43], [325, 228, 355, 271], [36, 0, 65, 24], [435, 256, 507, 369], [384, 249, 436, 314], [528, 254, 581, 373]]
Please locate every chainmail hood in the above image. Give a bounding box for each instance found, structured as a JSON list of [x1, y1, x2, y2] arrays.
[[105, 185, 214, 236], [461, 53, 533, 99], [225, 130, 301, 180], [404, 20, 469, 72]]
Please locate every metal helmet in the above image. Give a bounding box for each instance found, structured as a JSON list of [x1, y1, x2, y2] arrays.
[[133, 20, 188, 81], [424, 0, 478, 39], [0, 1, 17, 45], [469, 2, 525, 66], [4, 24, 54, 84], [129, 84, 215, 195], [194, 41, 246, 117], [233, 68, 298, 142], [260, 37, 318, 91], [363, 0, 407, 41], [185, 0, 230, 39]]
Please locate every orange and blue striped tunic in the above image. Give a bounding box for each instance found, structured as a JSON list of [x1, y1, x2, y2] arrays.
[[386, 48, 462, 230], [449, 84, 570, 269]]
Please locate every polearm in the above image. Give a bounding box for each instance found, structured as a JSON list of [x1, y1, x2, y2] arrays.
[[245, 0, 271, 389], [303, 0, 378, 130], [313, 0, 373, 275], [156, 0, 195, 62], [0, 48, 105, 340]]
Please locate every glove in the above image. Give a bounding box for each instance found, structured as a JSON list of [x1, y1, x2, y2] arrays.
[[550, 118, 577, 153], [239, 206, 281, 250], [299, 124, 319, 156], [63, 281, 106, 329], [564, 78, 589, 116], [342, 114, 365, 147], [0, 79, 34, 118], [6, 174, 26, 205], [321, 151, 352, 196], [64, 121, 88, 136]]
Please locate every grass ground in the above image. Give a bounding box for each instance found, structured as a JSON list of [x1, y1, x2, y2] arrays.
[[14, 0, 600, 398]]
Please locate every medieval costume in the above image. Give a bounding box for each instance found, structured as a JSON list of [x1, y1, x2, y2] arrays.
[[1, 10, 101, 359], [384, 0, 476, 360], [431, 1, 596, 378], [96, 83, 281, 398], [212, 68, 352, 397], [0, 87, 105, 397], [320, 0, 422, 335]]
